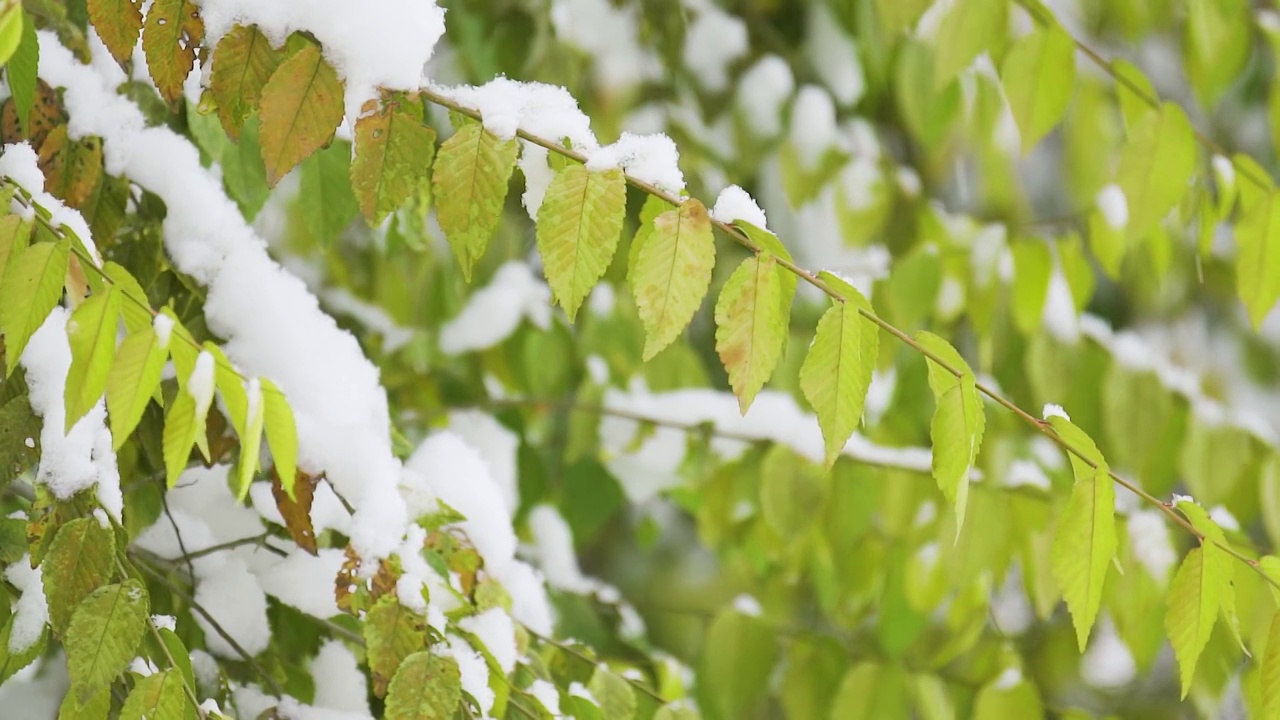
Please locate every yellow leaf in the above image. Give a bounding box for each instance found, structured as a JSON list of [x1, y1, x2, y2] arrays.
[[210, 24, 283, 140], [141, 0, 204, 108], [87, 0, 143, 68], [258, 43, 344, 187]]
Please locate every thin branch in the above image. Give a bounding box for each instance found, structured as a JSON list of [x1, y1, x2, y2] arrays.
[[418, 88, 1280, 593], [159, 486, 196, 581], [176, 533, 288, 562]]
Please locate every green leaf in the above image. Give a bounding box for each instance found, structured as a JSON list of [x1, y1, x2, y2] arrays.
[[0, 214, 31, 291], [0, 611, 46, 684], [100, 261, 151, 334], [41, 517, 115, 633], [933, 0, 1006, 88], [300, 141, 359, 248], [88, 0, 143, 67], [733, 220, 798, 313], [1263, 610, 1280, 719], [1115, 103, 1196, 241], [972, 673, 1045, 719], [630, 198, 716, 360], [589, 666, 637, 720], [351, 97, 437, 226], [0, 393, 40, 486], [162, 390, 198, 487], [58, 684, 109, 719], [1184, 0, 1250, 108], [261, 377, 297, 497], [221, 118, 271, 218], [536, 164, 627, 320], [210, 24, 283, 140], [828, 662, 910, 719], [64, 286, 121, 431], [916, 331, 984, 534], [384, 651, 462, 720], [714, 254, 788, 413], [8, 12, 37, 136], [119, 669, 187, 720], [653, 704, 698, 720], [0, 237, 68, 375], [697, 608, 778, 720], [258, 43, 344, 186], [106, 325, 167, 449], [1111, 59, 1158, 131], [232, 378, 265, 500], [1046, 415, 1116, 650], [1010, 240, 1051, 334], [799, 275, 877, 466], [1166, 543, 1232, 697], [432, 119, 519, 280], [1000, 23, 1075, 152], [364, 595, 427, 697], [759, 445, 827, 538], [65, 579, 149, 703], [1235, 189, 1280, 328], [0, 5, 23, 67], [140, 0, 203, 107]]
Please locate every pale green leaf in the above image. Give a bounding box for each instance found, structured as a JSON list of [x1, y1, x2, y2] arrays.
[[0, 5, 22, 67], [351, 98, 437, 226], [1088, 209, 1126, 278], [233, 378, 265, 500], [630, 198, 716, 360], [759, 445, 827, 539], [384, 651, 462, 720], [432, 119, 519, 280], [88, 0, 143, 67], [41, 517, 115, 633], [58, 684, 110, 719], [828, 663, 910, 719], [101, 261, 153, 334], [1111, 59, 1158, 131], [916, 331, 984, 534], [0, 214, 31, 294], [972, 674, 1044, 719], [933, 0, 1006, 88], [1046, 416, 1115, 650], [697, 609, 777, 720], [1010, 240, 1051, 334], [300, 141, 360, 248], [714, 254, 787, 413], [162, 390, 199, 487], [364, 595, 427, 697], [1166, 544, 1232, 697], [1115, 103, 1196, 241], [799, 276, 876, 466], [0, 237, 69, 375], [258, 43, 344, 186], [210, 24, 282, 140], [120, 669, 186, 720], [1000, 23, 1075, 151], [537, 164, 627, 320], [1235, 189, 1280, 328], [1184, 0, 1251, 108], [262, 377, 297, 497], [8, 12, 37, 136], [66, 580, 149, 703], [106, 325, 167, 448], [64, 286, 121, 432], [589, 666, 636, 720], [1263, 610, 1280, 719], [140, 0, 203, 107]]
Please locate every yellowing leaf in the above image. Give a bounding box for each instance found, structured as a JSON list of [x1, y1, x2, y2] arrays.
[[715, 254, 788, 414], [0, 238, 68, 375], [1046, 415, 1116, 650], [1115, 103, 1196, 241], [365, 595, 427, 697], [210, 24, 283, 140], [233, 378, 264, 500], [64, 286, 121, 432], [0, 214, 31, 296], [916, 331, 984, 534], [258, 43, 344, 186], [351, 97, 437, 226], [87, 0, 144, 67], [141, 0, 204, 108], [262, 377, 297, 496], [432, 119, 518, 280], [1236, 189, 1280, 328], [65, 580, 149, 704], [1166, 544, 1232, 697], [120, 670, 186, 720], [105, 325, 167, 449], [1000, 23, 1075, 152], [799, 274, 877, 466], [933, 0, 1007, 88], [41, 517, 115, 633], [384, 651, 462, 720], [1263, 610, 1280, 719], [536, 164, 627, 320], [630, 198, 716, 360]]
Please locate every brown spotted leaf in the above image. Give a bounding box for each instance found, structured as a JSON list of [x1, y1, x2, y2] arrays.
[[271, 467, 317, 555], [258, 43, 344, 186], [37, 126, 104, 208], [364, 595, 427, 697], [87, 0, 144, 67], [1, 80, 67, 150], [141, 0, 204, 108], [210, 24, 283, 140]]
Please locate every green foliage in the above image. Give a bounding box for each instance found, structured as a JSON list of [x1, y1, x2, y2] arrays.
[[63, 286, 120, 431], [384, 651, 462, 720], [917, 331, 984, 533], [537, 164, 627, 320], [433, 119, 519, 279], [630, 198, 715, 360], [799, 274, 877, 466], [714, 253, 787, 413], [0, 237, 68, 374], [65, 580, 149, 703], [1000, 23, 1075, 152], [41, 517, 115, 633]]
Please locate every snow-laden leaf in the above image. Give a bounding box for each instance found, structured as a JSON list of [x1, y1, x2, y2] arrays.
[[0, 237, 68, 374], [88, 0, 143, 67], [1235, 189, 1280, 328], [210, 24, 282, 140], [162, 390, 199, 487], [106, 325, 167, 449], [258, 43, 343, 186], [351, 97, 437, 226], [799, 273, 877, 466], [300, 141, 359, 248], [630, 198, 715, 360], [41, 517, 115, 633], [433, 119, 519, 280], [916, 331, 984, 534], [141, 0, 203, 108], [8, 13, 38, 136], [1263, 610, 1280, 719], [933, 0, 1006, 88], [0, 612, 46, 684], [1046, 415, 1115, 650], [536, 164, 627, 320], [120, 669, 186, 720], [365, 595, 427, 697], [1166, 544, 1232, 697], [1115, 103, 1196, 241], [714, 254, 787, 414], [1000, 23, 1074, 152], [262, 377, 297, 496], [64, 286, 121, 431], [65, 580, 149, 704], [384, 651, 462, 720]]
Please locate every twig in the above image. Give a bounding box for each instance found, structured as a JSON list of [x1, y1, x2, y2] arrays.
[[525, 628, 668, 705], [176, 533, 288, 562]]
